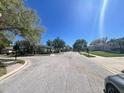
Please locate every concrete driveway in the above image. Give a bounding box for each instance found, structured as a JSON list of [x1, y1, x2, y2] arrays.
[[0, 52, 113, 93]]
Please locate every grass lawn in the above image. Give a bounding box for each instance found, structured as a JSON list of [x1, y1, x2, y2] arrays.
[[0, 66, 7, 77], [80, 52, 96, 57], [90, 51, 124, 57]]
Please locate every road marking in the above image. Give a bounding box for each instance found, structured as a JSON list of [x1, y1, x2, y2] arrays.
[[95, 62, 122, 74]]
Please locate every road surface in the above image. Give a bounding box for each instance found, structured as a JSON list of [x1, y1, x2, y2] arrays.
[[0, 52, 113, 93]]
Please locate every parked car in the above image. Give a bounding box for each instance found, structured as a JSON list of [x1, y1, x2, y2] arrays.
[[104, 74, 124, 93]]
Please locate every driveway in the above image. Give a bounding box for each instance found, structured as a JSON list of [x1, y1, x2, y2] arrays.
[[0, 52, 113, 93]]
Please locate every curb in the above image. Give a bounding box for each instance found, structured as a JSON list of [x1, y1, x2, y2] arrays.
[[0, 60, 29, 81], [88, 53, 103, 58], [81, 52, 104, 58]]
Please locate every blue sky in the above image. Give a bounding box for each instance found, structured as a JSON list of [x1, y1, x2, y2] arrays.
[[19, 0, 124, 45]]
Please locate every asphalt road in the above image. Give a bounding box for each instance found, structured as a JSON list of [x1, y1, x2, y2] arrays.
[[0, 52, 113, 93]]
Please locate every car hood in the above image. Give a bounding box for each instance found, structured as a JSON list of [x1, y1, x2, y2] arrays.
[[118, 74, 124, 79], [109, 74, 124, 89]]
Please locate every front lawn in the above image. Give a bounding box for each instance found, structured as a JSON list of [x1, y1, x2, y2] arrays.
[[90, 51, 124, 57]]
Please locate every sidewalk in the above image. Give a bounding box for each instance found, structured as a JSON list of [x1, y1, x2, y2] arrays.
[[80, 52, 103, 58]]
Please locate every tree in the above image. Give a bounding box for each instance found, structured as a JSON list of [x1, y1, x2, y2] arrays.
[[0, 32, 11, 53], [47, 40, 53, 48], [89, 38, 107, 51], [46, 40, 54, 53], [64, 45, 72, 52], [0, 32, 10, 46], [73, 39, 87, 52], [116, 38, 124, 53], [35, 45, 51, 54], [52, 37, 65, 52], [107, 38, 124, 53], [15, 40, 34, 55], [0, 0, 44, 43]]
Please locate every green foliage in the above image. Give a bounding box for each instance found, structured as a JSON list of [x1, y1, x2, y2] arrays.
[[89, 37, 107, 51], [64, 45, 72, 52], [35, 45, 51, 54], [15, 40, 34, 55], [53, 37, 65, 50], [0, 0, 44, 43], [108, 38, 124, 53], [0, 32, 11, 53], [90, 38, 107, 46], [47, 40, 53, 47], [73, 39, 87, 52], [46, 37, 66, 52], [0, 39, 10, 47], [3, 31, 15, 42], [15, 40, 51, 55], [89, 37, 124, 53], [90, 51, 124, 57]]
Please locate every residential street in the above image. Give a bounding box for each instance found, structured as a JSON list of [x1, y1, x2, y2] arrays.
[[0, 52, 113, 93]]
